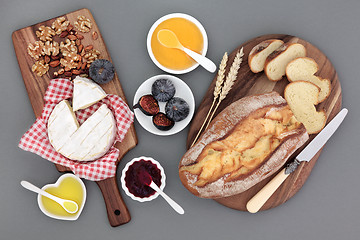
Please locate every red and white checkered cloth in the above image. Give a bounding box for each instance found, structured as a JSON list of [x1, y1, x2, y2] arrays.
[[19, 78, 134, 181]]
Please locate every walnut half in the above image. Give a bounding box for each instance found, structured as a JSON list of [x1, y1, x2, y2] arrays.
[[27, 41, 44, 60], [42, 41, 60, 56], [74, 16, 92, 33], [36, 26, 56, 41], [32, 60, 49, 76], [51, 17, 70, 35]]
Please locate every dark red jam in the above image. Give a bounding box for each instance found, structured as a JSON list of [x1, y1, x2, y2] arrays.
[[125, 159, 162, 198]]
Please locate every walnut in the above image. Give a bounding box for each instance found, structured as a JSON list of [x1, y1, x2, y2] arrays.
[[62, 50, 81, 62], [51, 17, 70, 35], [74, 16, 92, 33], [84, 49, 100, 64], [42, 41, 60, 56], [60, 39, 77, 53], [36, 26, 56, 41], [27, 41, 44, 60], [60, 58, 80, 71], [31, 60, 49, 76]]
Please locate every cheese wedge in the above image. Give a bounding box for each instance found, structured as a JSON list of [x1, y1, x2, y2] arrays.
[[72, 76, 107, 111], [48, 100, 116, 161]]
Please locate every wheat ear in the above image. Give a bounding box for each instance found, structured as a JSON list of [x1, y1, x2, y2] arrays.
[[190, 52, 228, 148], [205, 47, 244, 130]]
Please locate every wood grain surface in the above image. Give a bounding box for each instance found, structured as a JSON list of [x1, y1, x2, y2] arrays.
[[12, 8, 137, 226], [186, 34, 342, 211]]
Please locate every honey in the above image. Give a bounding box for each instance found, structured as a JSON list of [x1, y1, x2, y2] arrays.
[[151, 17, 204, 71], [40, 176, 84, 217]]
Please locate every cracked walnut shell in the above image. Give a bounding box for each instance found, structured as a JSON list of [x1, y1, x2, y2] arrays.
[[74, 16, 92, 33], [42, 41, 60, 56], [36, 26, 56, 41], [32, 60, 49, 76], [27, 41, 44, 60], [51, 16, 70, 35]]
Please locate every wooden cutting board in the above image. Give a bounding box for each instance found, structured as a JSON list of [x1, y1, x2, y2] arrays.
[[186, 34, 342, 211], [12, 8, 137, 226]]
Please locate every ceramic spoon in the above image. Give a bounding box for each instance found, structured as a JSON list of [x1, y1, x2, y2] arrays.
[[157, 29, 217, 73], [20, 180, 79, 214], [139, 171, 185, 215]]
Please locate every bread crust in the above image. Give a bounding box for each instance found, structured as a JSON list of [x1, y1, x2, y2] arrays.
[[248, 39, 284, 73], [264, 43, 307, 81], [284, 81, 327, 134], [179, 92, 309, 198], [286, 57, 331, 102]]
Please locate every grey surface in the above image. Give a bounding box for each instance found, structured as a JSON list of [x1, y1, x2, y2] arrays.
[[1, 0, 359, 239]]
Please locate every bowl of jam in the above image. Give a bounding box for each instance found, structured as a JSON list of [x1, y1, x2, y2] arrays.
[[121, 156, 166, 202]]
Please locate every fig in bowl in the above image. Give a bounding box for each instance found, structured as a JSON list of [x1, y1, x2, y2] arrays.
[[133, 94, 160, 116], [152, 112, 175, 131], [165, 97, 190, 122], [151, 78, 176, 102]]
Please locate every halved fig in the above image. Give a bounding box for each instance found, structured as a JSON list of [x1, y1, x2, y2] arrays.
[[152, 112, 175, 131], [133, 95, 160, 116]]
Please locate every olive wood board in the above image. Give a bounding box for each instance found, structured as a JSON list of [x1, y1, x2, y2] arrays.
[[186, 34, 342, 212], [12, 8, 137, 226]]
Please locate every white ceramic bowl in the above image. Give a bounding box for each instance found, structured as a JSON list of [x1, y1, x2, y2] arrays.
[[37, 173, 86, 221], [133, 74, 195, 136], [121, 156, 166, 202], [147, 13, 209, 74]]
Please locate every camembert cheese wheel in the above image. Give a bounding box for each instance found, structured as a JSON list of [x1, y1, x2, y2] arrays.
[[48, 100, 116, 161], [72, 76, 107, 111]]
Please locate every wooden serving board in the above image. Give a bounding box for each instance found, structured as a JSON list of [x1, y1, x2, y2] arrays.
[[12, 8, 137, 226], [186, 34, 342, 211]]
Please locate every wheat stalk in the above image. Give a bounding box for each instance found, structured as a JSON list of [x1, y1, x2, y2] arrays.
[[205, 47, 244, 130], [190, 52, 228, 148]]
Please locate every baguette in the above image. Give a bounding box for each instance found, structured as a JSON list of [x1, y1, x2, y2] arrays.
[[179, 92, 308, 199], [248, 39, 284, 73]]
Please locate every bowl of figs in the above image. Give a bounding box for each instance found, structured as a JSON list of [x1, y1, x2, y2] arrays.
[[133, 75, 195, 136]]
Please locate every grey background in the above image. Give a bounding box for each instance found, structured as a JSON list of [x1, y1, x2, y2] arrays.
[[1, 0, 359, 239]]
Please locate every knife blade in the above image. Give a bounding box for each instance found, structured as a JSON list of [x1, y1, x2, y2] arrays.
[[246, 108, 348, 213]]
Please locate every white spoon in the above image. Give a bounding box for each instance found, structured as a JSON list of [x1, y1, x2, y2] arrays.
[[157, 29, 216, 73], [20, 180, 79, 214], [140, 171, 184, 214]]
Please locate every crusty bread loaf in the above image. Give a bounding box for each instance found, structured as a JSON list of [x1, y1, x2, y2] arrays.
[[284, 81, 327, 134], [179, 92, 308, 199], [264, 43, 306, 81], [286, 57, 331, 102], [248, 39, 284, 73]]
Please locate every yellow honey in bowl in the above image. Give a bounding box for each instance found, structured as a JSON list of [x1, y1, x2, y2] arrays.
[[40, 176, 83, 217], [151, 17, 204, 71]]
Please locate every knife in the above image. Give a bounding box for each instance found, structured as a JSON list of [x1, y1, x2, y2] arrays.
[[246, 108, 348, 213]]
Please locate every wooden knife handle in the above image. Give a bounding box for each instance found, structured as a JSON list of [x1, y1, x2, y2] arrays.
[[96, 176, 131, 227], [246, 168, 289, 213]]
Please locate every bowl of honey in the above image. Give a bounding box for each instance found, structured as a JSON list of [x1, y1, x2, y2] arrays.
[[147, 13, 208, 74], [37, 173, 86, 221]]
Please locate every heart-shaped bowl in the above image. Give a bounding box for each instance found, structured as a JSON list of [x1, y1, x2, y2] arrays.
[[121, 156, 166, 202], [37, 173, 86, 221]]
